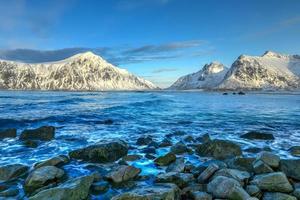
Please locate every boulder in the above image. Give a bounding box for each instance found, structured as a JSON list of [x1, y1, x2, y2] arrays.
[[136, 136, 152, 145], [0, 187, 19, 197], [154, 152, 176, 166], [256, 151, 280, 168], [0, 164, 29, 181], [253, 160, 273, 174], [196, 133, 211, 143], [250, 172, 293, 193], [183, 136, 195, 143], [159, 138, 172, 147], [246, 185, 262, 199], [240, 131, 274, 140], [289, 146, 300, 157], [29, 174, 94, 200], [69, 140, 128, 163], [212, 168, 250, 186], [280, 159, 300, 180], [34, 155, 69, 169], [25, 166, 65, 193], [263, 192, 297, 200], [106, 165, 141, 183], [166, 158, 185, 173], [226, 157, 255, 172], [207, 176, 250, 200], [293, 186, 300, 199], [0, 128, 17, 139], [190, 191, 212, 200], [197, 164, 219, 183], [20, 126, 55, 141], [23, 140, 39, 148], [155, 172, 195, 188], [111, 183, 181, 200], [91, 181, 109, 194], [171, 142, 190, 154], [122, 155, 142, 162], [196, 139, 242, 160], [191, 160, 226, 177]]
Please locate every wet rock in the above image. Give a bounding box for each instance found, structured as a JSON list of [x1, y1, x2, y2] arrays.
[[212, 168, 250, 186], [69, 140, 128, 163], [253, 160, 273, 174], [136, 136, 152, 145], [240, 131, 275, 140], [293, 185, 300, 199], [289, 146, 300, 157], [250, 172, 293, 193], [91, 181, 109, 194], [29, 174, 94, 200], [196, 133, 211, 143], [197, 164, 219, 183], [263, 192, 297, 200], [0, 164, 29, 181], [223, 92, 228, 95], [226, 157, 255, 172], [111, 183, 181, 200], [171, 142, 190, 154], [166, 158, 185, 173], [122, 155, 142, 162], [246, 185, 262, 199], [181, 183, 207, 196], [20, 126, 55, 141], [192, 160, 226, 177], [256, 151, 280, 168], [103, 119, 113, 125], [25, 166, 65, 193], [280, 159, 300, 180], [238, 91, 246, 95], [207, 176, 250, 200], [142, 146, 156, 154], [34, 155, 69, 169], [159, 138, 172, 147], [106, 165, 141, 183], [148, 141, 160, 148], [184, 135, 195, 143], [0, 187, 19, 197], [145, 153, 156, 160], [196, 139, 242, 160], [190, 191, 212, 200], [22, 140, 39, 148], [156, 172, 195, 188], [0, 128, 17, 139], [154, 152, 176, 166]]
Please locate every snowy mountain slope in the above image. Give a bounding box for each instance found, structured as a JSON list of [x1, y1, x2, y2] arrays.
[[218, 51, 300, 90], [0, 52, 158, 90], [169, 62, 228, 90]]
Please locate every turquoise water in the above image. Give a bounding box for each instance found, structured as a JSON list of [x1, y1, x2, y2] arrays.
[[1, 91, 300, 166]]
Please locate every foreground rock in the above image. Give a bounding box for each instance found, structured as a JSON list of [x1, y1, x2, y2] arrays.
[[0, 164, 29, 181], [280, 159, 300, 180], [29, 174, 94, 200], [207, 176, 250, 200], [25, 166, 65, 193], [20, 126, 55, 141], [69, 140, 128, 163], [155, 172, 195, 188], [263, 192, 297, 200], [111, 183, 181, 200], [0, 128, 17, 139], [166, 158, 185, 173], [196, 139, 242, 160], [170, 142, 190, 154], [256, 151, 280, 168], [240, 131, 274, 140], [106, 165, 141, 183], [154, 152, 176, 166], [289, 146, 300, 157], [212, 168, 250, 186], [250, 172, 293, 193], [34, 155, 69, 169]]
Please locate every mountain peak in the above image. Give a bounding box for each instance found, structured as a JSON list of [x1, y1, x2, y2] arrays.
[[202, 62, 225, 74], [72, 51, 102, 60], [262, 51, 286, 58]]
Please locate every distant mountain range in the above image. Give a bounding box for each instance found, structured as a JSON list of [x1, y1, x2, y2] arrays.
[[0, 52, 158, 91], [0, 50, 299, 91], [170, 51, 300, 90]]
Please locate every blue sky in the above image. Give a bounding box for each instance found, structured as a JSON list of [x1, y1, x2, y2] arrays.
[[0, 0, 300, 87]]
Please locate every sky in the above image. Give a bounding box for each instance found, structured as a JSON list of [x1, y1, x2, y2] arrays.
[[0, 0, 300, 88]]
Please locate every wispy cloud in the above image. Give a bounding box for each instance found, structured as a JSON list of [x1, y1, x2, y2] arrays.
[[152, 68, 178, 73], [241, 15, 300, 40], [0, 40, 213, 64]]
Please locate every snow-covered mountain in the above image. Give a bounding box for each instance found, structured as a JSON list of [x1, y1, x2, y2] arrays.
[[169, 62, 228, 90], [0, 52, 158, 91], [219, 51, 300, 90]]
